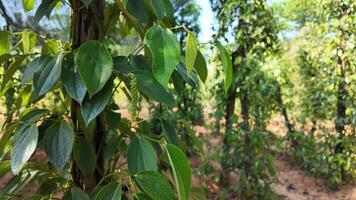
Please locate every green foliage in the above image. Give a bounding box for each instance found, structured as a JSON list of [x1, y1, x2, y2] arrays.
[[43, 121, 74, 170], [217, 43, 233, 93], [75, 41, 113, 97], [166, 144, 192, 200], [73, 137, 97, 177], [144, 25, 181, 87], [126, 136, 158, 175], [11, 124, 38, 174], [0, 1, 215, 199], [225, 129, 277, 199], [289, 131, 356, 188], [134, 171, 175, 200], [185, 32, 198, 73], [94, 183, 121, 200]]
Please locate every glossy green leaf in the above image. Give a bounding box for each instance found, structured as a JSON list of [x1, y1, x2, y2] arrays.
[[75, 41, 113, 97], [11, 124, 38, 174], [144, 26, 181, 87], [161, 119, 178, 146], [176, 63, 199, 87], [194, 50, 207, 83], [95, 182, 121, 200], [73, 138, 96, 177], [0, 31, 10, 56], [62, 54, 87, 104], [80, 0, 93, 7], [166, 144, 191, 200], [33, 53, 63, 97], [126, 0, 149, 24], [42, 39, 60, 56], [162, 0, 174, 20], [22, 29, 30, 53], [217, 43, 233, 93], [150, 0, 166, 20], [80, 80, 112, 126], [63, 187, 90, 200], [134, 171, 175, 200], [21, 57, 43, 86], [135, 70, 175, 106], [127, 136, 157, 175], [1, 55, 27, 92], [185, 32, 198, 74], [20, 109, 48, 123], [43, 121, 74, 170], [34, 0, 59, 22], [22, 0, 35, 12]]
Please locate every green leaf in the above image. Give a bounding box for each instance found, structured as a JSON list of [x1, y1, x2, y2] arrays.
[[22, 29, 30, 53], [127, 136, 157, 175], [20, 109, 48, 123], [80, 80, 112, 126], [166, 144, 191, 200], [73, 138, 96, 177], [103, 136, 121, 163], [161, 119, 178, 146], [80, 0, 93, 7], [194, 50, 207, 83], [0, 169, 38, 197], [75, 41, 113, 97], [134, 70, 175, 106], [19, 31, 37, 53], [95, 182, 121, 200], [42, 39, 61, 56], [0, 31, 11, 56], [62, 54, 87, 104], [0, 54, 12, 65], [144, 26, 181, 87], [190, 187, 207, 200], [33, 53, 63, 97], [136, 193, 152, 200], [21, 56, 43, 86], [126, 0, 149, 24], [43, 121, 74, 170], [217, 43, 233, 93], [34, 0, 59, 22], [22, 0, 35, 12], [24, 195, 43, 200], [150, 0, 166, 20], [0, 161, 11, 178], [134, 171, 175, 200], [105, 104, 121, 129], [1, 55, 27, 92], [11, 124, 38, 174], [63, 187, 90, 200], [185, 32, 198, 74]]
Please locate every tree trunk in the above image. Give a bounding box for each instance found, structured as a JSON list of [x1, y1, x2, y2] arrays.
[[70, 0, 105, 192], [334, 43, 348, 181], [240, 89, 250, 131], [275, 83, 294, 133]]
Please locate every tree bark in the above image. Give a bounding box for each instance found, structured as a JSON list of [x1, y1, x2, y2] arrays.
[[275, 83, 294, 133], [70, 0, 105, 192]]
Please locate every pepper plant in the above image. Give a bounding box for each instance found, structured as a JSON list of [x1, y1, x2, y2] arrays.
[[0, 0, 230, 199]]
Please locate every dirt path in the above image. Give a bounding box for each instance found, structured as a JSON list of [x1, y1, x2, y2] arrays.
[[272, 155, 356, 200]]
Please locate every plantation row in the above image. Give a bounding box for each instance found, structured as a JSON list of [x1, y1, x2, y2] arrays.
[[0, 0, 355, 199]]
